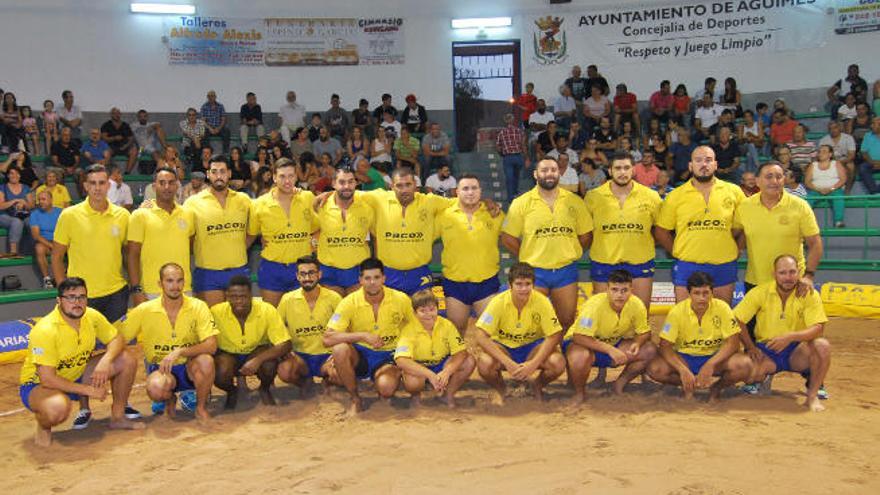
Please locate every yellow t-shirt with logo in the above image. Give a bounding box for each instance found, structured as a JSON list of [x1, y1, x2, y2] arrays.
[[585, 182, 661, 265], [660, 298, 740, 356], [53, 200, 129, 298], [733, 192, 821, 285], [326, 286, 414, 351], [394, 316, 466, 366], [733, 281, 828, 343], [184, 188, 251, 270], [122, 296, 218, 365], [128, 204, 195, 294], [248, 188, 316, 264], [314, 193, 374, 270], [476, 289, 562, 348], [211, 299, 290, 355], [656, 179, 745, 264], [277, 286, 342, 355], [20, 307, 117, 385], [564, 293, 649, 343], [35, 184, 71, 208], [438, 201, 505, 282], [502, 187, 592, 269]]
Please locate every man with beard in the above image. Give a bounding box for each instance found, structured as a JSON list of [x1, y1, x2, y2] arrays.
[[655, 146, 745, 303], [248, 158, 316, 306], [185, 156, 253, 307], [123, 263, 217, 421], [323, 258, 415, 414], [20, 277, 143, 446], [437, 174, 505, 335], [501, 159, 592, 334]]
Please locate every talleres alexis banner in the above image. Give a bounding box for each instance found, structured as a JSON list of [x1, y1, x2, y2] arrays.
[[165, 16, 405, 66], [527, 0, 832, 66]]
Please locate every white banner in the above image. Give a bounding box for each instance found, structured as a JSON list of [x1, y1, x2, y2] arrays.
[[834, 0, 880, 34], [526, 0, 831, 67]]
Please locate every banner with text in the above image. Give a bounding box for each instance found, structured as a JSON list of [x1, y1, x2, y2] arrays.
[[834, 0, 880, 35], [527, 0, 831, 67]]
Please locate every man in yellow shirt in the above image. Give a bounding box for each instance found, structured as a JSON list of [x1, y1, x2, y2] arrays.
[[249, 158, 316, 306], [35, 169, 71, 208], [313, 167, 374, 295], [501, 159, 592, 334], [323, 258, 415, 414], [277, 255, 343, 389], [475, 262, 565, 404], [123, 263, 217, 421], [585, 153, 661, 310], [20, 277, 143, 446], [127, 167, 195, 304], [647, 271, 752, 401], [212, 275, 291, 409], [185, 156, 253, 307], [655, 146, 746, 304], [438, 174, 505, 334], [733, 255, 832, 412], [394, 289, 476, 408], [562, 270, 656, 403]]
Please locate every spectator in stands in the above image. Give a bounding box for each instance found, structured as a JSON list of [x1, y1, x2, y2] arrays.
[[547, 134, 578, 166], [633, 150, 660, 187], [564, 65, 589, 108], [775, 145, 793, 171], [130, 110, 166, 167], [740, 171, 759, 197], [553, 85, 577, 130], [279, 91, 306, 144], [873, 80, 880, 117], [578, 157, 606, 196], [324, 93, 350, 141], [773, 98, 796, 119], [713, 127, 741, 183], [379, 109, 402, 139], [35, 169, 70, 208], [709, 109, 737, 145], [372, 93, 398, 122], [270, 143, 290, 166], [100, 108, 138, 173], [29, 189, 61, 288], [496, 113, 529, 201], [784, 168, 807, 198], [346, 126, 369, 161], [652, 133, 670, 167], [769, 109, 798, 148], [371, 127, 395, 168], [2, 151, 38, 189], [693, 77, 717, 102], [351, 98, 373, 139], [57, 90, 83, 142], [654, 169, 673, 199], [619, 120, 638, 145], [694, 92, 723, 142], [421, 122, 451, 173], [313, 153, 335, 193], [591, 116, 617, 152], [618, 135, 641, 164], [296, 152, 319, 190], [51, 127, 82, 191], [425, 163, 457, 197], [41, 100, 59, 155], [21, 106, 40, 156], [851, 102, 872, 148], [535, 121, 558, 160], [755, 102, 772, 136], [400, 94, 427, 135], [306, 113, 323, 142], [179, 107, 206, 167], [181, 171, 207, 200], [239, 92, 264, 153], [585, 64, 609, 96], [354, 155, 386, 191], [806, 145, 848, 227], [0, 166, 32, 258], [1, 92, 24, 152], [669, 132, 695, 184], [80, 128, 111, 166], [582, 85, 611, 134], [580, 138, 608, 168], [671, 84, 690, 126], [251, 165, 274, 198], [568, 120, 588, 152], [827, 64, 868, 117], [313, 126, 343, 166], [394, 127, 421, 171], [819, 120, 857, 193], [738, 109, 764, 174], [107, 165, 133, 210], [515, 82, 538, 127], [194, 146, 213, 175], [201, 90, 230, 152], [228, 147, 252, 192], [719, 77, 743, 117], [612, 83, 640, 134], [528, 99, 555, 143], [290, 127, 313, 160], [666, 119, 683, 145], [649, 80, 675, 127], [556, 153, 580, 194], [156, 145, 185, 180], [787, 125, 817, 171], [837, 93, 858, 130], [857, 116, 880, 195]]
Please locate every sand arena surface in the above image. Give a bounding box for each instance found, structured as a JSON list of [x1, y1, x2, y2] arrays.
[[0, 317, 878, 494]]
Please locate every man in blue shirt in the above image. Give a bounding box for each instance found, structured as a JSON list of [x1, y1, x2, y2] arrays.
[[857, 116, 880, 194], [200, 90, 230, 153], [30, 189, 62, 288], [80, 128, 111, 166], [670, 132, 697, 185]]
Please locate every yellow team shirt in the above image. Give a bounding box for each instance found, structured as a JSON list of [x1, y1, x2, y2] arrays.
[[733, 281, 828, 343], [476, 289, 562, 348], [20, 307, 118, 385], [315, 193, 374, 270], [326, 286, 414, 351], [211, 299, 290, 355], [660, 298, 740, 356], [394, 316, 466, 366], [184, 188, 251, 270], [54, 200, 129, 298], [438, 201, 505, 282], [586, 182, 661, 265], [122, 296, 218, 365], [656, 179, 745, 264], [128, 204, 195, 294], [502, 187, 592, 269], [360, 190, 452, 270], [248, 188, 316, 264], [564, 293, 649, 343], [733, 192, 820, 285], [277, 286, 342, 355], [35, 184, 71, 208]]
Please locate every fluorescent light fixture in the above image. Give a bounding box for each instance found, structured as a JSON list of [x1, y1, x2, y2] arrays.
[[451, 17, 512, 29], [130, 3, 196, 15]]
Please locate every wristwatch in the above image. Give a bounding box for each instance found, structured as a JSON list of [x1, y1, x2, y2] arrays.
[[130, 284, 144, 294]]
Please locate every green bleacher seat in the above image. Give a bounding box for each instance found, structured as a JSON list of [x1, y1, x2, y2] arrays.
[[795, 111, 831, 120], [821, 228, 880, 238], [0, 288, 57, 304], [0, 256, 33, 267]]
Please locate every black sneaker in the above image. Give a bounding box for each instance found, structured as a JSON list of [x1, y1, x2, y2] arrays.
[[124, 404, 142, 419], [72, 408, 92, 430]]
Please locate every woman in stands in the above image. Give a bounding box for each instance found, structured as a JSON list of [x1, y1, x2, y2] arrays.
[[228, 146, 252, 192], [0, 166, 34, 258], [671, 84, 690, 127], [805, 145, 848, 228], [1, 92, 24, 153], [156, 145, 185, 180], [720, 77, 743, 118], [579, 138, 608, 168], [346, 126, 369, 162]]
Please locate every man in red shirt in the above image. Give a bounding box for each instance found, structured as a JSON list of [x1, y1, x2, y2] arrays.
[[495, 113, 530, 201], [515, 82, 537, 127], [770, 109, 799, 147], [649, 80, 674, 126], [613, 83, 640, 134], [633, 150, 660, 187]]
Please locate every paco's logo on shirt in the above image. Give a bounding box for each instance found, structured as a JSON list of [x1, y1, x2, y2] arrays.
[[723, 197, 735, 209], [712, 315, 721, 328], [778, 215, 790, 225], [110, 225, 120, 237], [206, 222, 246, 234], [177, 219, 188, 230], [418, 208, 428, 222]]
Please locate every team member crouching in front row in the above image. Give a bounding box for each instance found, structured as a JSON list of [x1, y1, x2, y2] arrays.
[[20, 277, 144, 446], [475, 262, 566, 404], [563, 270, 657, 403], [647, 271, 752, 401], [394, 289, 476, 408], [123, 263, 217, 420], [212, 275, 291, 409]]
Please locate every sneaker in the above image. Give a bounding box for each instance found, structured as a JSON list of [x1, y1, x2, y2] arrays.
[[124, 404, 142, 419], [151, 400, 166, 416], [834, 221, 846, 228], [817, 385, 829, 400], [42, 277, 55, 290], [179, 390, 197, 412], [71, 409, 92, 430], [740, 383, 760, 395]]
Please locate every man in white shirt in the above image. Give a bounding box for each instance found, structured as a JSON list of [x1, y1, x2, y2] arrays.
[[546, 134, 579, 166], [694, 93, 724, 142], [107, 165, 133, 210], [424, 164, 458, 197], [553, 85, 577, 129], [279, 91, 306, 144], [528, 99, 555, 142], [130, 110, 167, 164]]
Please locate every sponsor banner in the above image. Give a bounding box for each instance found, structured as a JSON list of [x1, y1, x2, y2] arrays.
[[820, 282, 880, 318], [526, 0, 830, 66], [165, 16, 265, 66], [834, 0, 880, 34], [0, 318, 38, 364]]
